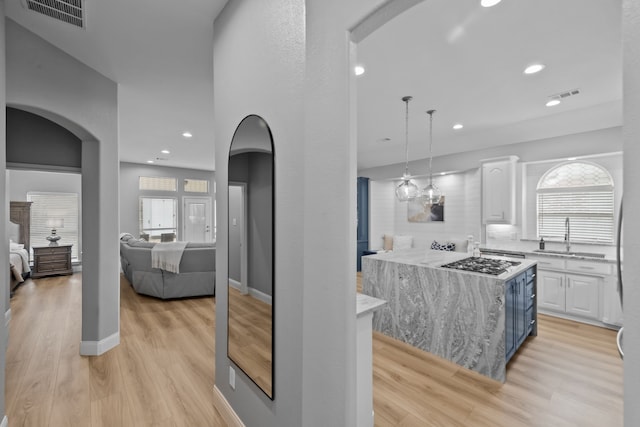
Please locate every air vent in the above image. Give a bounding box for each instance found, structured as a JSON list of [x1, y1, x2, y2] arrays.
[[22, 0, 85, 28], [553, 88, 581, 99]]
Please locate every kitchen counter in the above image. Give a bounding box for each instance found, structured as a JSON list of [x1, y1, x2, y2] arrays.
[[361, 249, 537, 383], [481, 242, 616, 263], [366, 249, 537, 280]]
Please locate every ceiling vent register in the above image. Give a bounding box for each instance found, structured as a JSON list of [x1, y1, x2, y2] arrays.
[[22, 0, 85, 28]]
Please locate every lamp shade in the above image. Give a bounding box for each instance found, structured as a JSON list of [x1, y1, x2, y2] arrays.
[[46, 218, 64, 229]]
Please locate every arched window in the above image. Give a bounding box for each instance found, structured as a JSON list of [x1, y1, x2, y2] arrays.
[[537, 161, 614, 244]]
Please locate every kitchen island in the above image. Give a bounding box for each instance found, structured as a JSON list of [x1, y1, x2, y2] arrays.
[[361, 249, 537, 382]]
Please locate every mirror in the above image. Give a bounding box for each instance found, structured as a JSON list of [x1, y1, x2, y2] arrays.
[[227, 115, 274, 399]]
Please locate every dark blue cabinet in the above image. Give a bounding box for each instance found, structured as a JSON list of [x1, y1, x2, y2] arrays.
[[356, 177, 369, 271], [506, 266, 537, 362]]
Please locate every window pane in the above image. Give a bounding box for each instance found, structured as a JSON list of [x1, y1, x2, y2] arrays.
[[139, 197, 177, 242], [139, 176, 177, 191], [184, 179, 209, 193], [27, 192, 80, 259]]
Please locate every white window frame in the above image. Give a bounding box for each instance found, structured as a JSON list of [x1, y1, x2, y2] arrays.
[[139, 196, 178, 242], [536, 161, 614, 244]]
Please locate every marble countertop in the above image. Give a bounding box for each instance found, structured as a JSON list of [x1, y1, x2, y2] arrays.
[[481, 243, 617, 264], [356, 293, 387, 317], [365, 249, 537, 281]]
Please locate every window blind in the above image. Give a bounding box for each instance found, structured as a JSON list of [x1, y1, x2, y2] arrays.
[[27, 192, 80, 259], [537, 191, 614, 244], [139, 176, 177, 191], [184, 179, 209, 193]]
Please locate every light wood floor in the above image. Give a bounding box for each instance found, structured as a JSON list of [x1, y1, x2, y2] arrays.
[[228, 286, 272, 397], [6, 273, 226, 426], [6, 273, 623, 426]]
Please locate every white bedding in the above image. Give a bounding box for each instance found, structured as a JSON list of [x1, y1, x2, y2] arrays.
[[10, 247, 30, 274]]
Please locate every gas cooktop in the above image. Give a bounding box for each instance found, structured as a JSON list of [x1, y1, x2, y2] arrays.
[[440, 256, 521, 276]]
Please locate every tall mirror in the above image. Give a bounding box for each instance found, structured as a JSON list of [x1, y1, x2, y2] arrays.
[[227, 115, 274, 399]]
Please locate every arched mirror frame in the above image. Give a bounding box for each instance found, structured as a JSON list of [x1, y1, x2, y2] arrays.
[[227, 114, 275, 399]]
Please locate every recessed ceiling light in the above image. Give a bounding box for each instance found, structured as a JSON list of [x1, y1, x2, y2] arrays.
[[524, 64, 545, 75], [147, 160, 154, 164], [481, 0, 502, 7], [161, 149, 170, 154], [354, 65, 365, 76], [182, 131, 193, 138], [453, 123, 464, 130], [546, 99, 561, 107]]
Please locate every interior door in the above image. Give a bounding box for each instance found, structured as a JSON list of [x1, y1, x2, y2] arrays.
[[183, 197, 212, 243]]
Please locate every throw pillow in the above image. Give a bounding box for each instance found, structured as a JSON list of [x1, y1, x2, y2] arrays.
[[393, 235, 413, 250], [431, 240, 456, 251]]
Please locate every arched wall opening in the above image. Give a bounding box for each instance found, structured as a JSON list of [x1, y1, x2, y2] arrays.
[[5, 103, 119, 355]]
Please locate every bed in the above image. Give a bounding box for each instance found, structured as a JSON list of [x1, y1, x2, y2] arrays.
[[9, 201, 32, 294]]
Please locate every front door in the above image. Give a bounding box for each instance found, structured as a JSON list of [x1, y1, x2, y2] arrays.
[[183, 197, 213, 243]]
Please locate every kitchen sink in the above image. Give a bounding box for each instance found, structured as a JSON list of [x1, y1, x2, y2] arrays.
[[533, 249, 606, 258]]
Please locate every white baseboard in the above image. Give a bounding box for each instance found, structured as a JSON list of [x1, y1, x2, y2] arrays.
[[249, 288, 272, 305], [1, 415, 8, 427], [229, 279, 272, 305], [229, 279, 242, 290], [80, 331, 120, 356], [213, 385, 245, 427]]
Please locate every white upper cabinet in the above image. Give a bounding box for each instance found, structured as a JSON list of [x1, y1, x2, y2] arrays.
[[482, 156, 518, 224]]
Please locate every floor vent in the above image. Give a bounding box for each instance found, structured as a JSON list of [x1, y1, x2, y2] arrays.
[[22, 0, 85, 28]]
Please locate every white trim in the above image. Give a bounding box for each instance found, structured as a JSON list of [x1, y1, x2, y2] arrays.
[[79, 331, 120, 356], [213, 385, 245, 427], [0, 415, 8, 427], [5, 309, 11, 329], [249, 288, 272, 305], [229, 280, 272, 305]]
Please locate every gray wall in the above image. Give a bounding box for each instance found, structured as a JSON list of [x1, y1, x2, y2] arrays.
[[1, 3, 8, 420], [214, 0, 421, 426], [6, 107, 81, 169], [623, 1, 640, 425], [6, 19, 119, 353], [119, 162, 215, 240]]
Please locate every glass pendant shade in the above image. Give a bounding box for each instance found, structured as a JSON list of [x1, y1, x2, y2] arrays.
[[395, 96, 418, 202], [422, 182, 441, 206], [396, 176, 420, 201]]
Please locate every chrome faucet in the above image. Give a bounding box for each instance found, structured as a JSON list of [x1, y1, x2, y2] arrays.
[[564, 217, 571, 252]]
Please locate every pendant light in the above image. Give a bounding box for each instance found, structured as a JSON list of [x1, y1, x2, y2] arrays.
[[422, 109, 442, 205], [395, 96, 420, 201]]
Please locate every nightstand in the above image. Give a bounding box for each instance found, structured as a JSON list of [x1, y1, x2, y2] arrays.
[[32, 244, 73, 278]]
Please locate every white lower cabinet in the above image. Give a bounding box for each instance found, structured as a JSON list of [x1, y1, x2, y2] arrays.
[[565, 274, 600, 319], [534, 258, 609, 323], [538, 270, 565, 312]]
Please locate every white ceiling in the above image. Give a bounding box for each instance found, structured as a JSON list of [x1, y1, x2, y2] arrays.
[[6, 0, 228, 171], [357, 0, 622, 171], [5, 0, 622, 173]]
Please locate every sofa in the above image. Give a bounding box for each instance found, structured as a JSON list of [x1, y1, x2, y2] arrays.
[[120, 238, 216, 299]]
